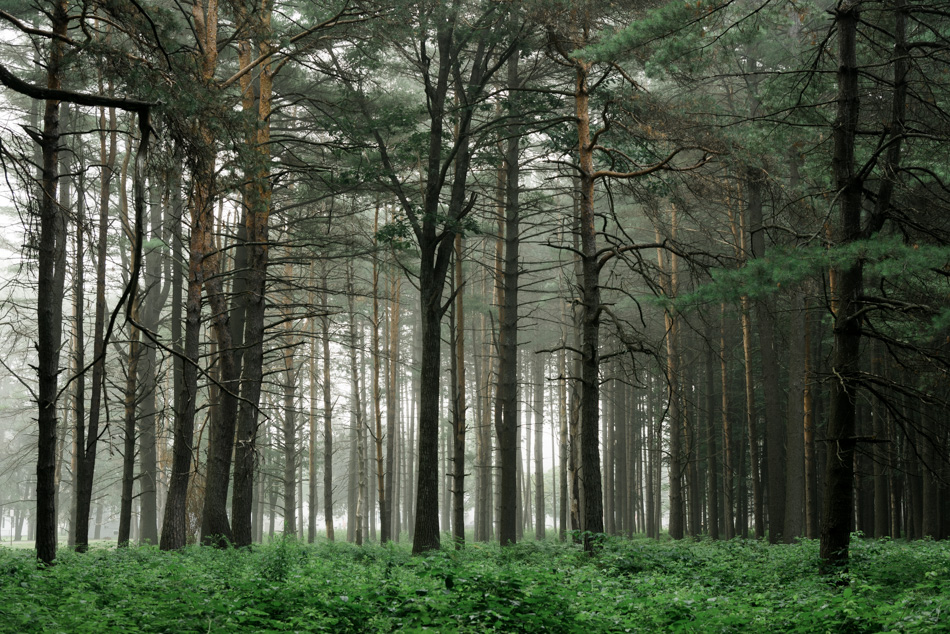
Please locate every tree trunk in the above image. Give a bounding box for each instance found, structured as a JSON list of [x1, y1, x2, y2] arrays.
[[192, 0, 241, 547], [558, 330, 568, 541], [720, 305, 735, 540], [322, 263, 335, 541], [658, 225, 684, 540], [575, 60, 605, 549], [231, 6, 274, 548], [372, 207, 390, 544], [746, 171, 786, 543], [74, 99, 118, 553], [35, 0, 69, 564], [137, 174, 170, 547], [496, 42, 521, 547], [534, 352, 546, 540], [820, 1, 863, 571], [784, 291, 806, 542], [803, 299, 819, 539], [67, 105, 81, 549], [118, 322, 142, 546], [705, 335, 720, 540], [283, 334, 298, 537], [386, 271, 401, 539], [452, 235, 466, 547], [308, 280, 319, 543], [159, 141, 194, 551]]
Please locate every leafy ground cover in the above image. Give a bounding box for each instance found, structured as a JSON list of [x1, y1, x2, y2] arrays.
[[0, 536, 947, 632]]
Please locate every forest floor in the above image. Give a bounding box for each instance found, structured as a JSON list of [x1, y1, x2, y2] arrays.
[[0, 534, 947, 632]]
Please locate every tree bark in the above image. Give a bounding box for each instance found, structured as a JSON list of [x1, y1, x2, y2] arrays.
[[784, 291, 806, 542], [34, 0, 69, 564], [452, 235, 466, 547], [720, 304, 735, 540], [118, 321, 142, 546], [820, 1, 863, 571], [746, 171, 786, 543], [534, 351, 546, 541], [322, 263, 335, 541], [575, 59, 605, 549], [496, 37, 521, 547], [231, 2, 274, 548], [74, 100, 118, 553]]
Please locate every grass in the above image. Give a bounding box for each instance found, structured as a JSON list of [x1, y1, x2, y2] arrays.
[[0, 535, 947, 632]]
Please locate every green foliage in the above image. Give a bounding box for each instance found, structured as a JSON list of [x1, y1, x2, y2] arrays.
[[678, 234, 950, 318], [1, 538, 948, 632]]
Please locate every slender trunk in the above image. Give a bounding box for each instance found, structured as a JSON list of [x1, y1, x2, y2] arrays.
[[803, 299, 819, 538], [412, 256, 446, 553], [137, 179, 168, 546], [747, 171, 786, 543], [496, 45, 521, 545], [784, 291, 806, 542], [821, 1, 863, 571], [871, 342, 889, 538], [75, 102, 117, 553], [69, 137, 84, 549], [118, 323, 142, 545], [558, 329, 568, 541], [534, 352, 545, 540], [575, 60, 605, 549], [705, 335, 720, 540], [35, 0, 69, 564], [386, 271, 401, 538], [308, 276, 318, 543], [721, 305, 735, 540], [192, 0, 241, 547], [373, 207, 389, 543], [231, 6, 273, 548], [322, 264, 335, 541], [283, 334, 298, 537], [658, 223, 684, 540], [452, 235, 466, 547], [159, 148, 192, 551]]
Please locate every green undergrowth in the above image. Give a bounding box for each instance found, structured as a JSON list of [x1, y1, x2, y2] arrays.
[[1, 536, 948, 632]]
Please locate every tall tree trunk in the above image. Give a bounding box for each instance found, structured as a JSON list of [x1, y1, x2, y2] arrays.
[[574, 60, 605, 549], [658, 223, 684, 540], [160, 147, 194, 551], [68, 131, 84, 549], [372, 207, 390, 543], [452, 235, 466, 547], [746, 171, 786, 543], [720, 305, 735, 540], [283, 332, 298, 537], [496, 40, 521, 547], [35, 0, 69, 564], [75, 101, 118, 553], [351, 280, 367, 546], [871, 342, 889, 538], [803, 299, 819, 539], [192, 0, 242, 547], [231, 3, 274, 548], [386, 270, 401, 539], [784, 291, 806, 542], [740, 295, 762, 539], [322, 263, 335, 541], [705, 335, 720, 539], [118, 321, 142, 545], [308, 275, 319, 543], [558, 328, 568, 541], [820, 1, 863, 571], [534, 351, 545, 540], [137, 178, 168, 546]]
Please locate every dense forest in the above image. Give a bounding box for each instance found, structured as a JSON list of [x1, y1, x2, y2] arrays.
[[0, 0, 947, 579]]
